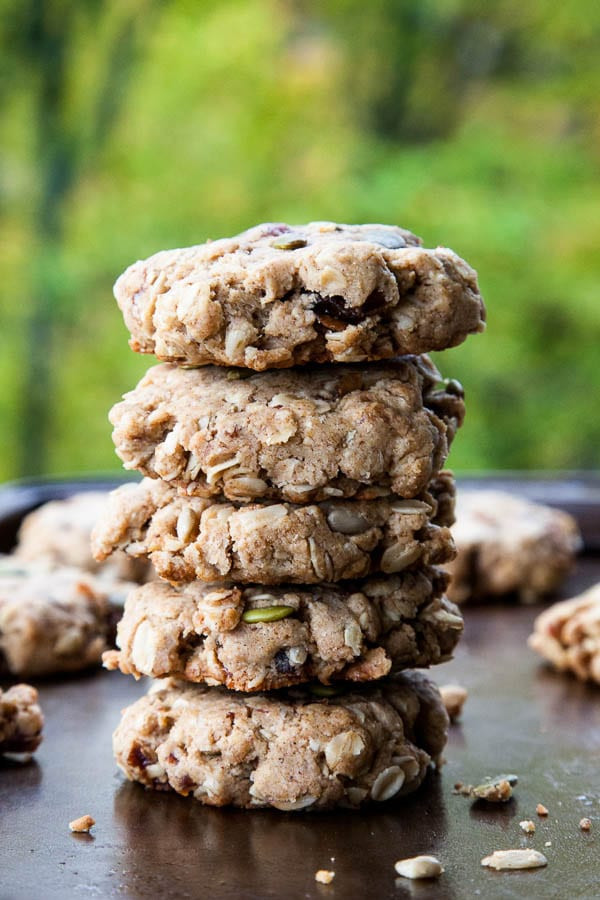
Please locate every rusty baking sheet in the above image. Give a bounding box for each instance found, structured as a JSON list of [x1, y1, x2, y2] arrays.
[[1, 478, 599, 899]]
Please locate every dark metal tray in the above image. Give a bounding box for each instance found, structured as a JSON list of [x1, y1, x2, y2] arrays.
[[1, 478, 599, 899]]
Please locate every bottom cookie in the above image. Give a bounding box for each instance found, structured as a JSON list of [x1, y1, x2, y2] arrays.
[[0, 684, 44, 754], [113, 671, 448, 810]]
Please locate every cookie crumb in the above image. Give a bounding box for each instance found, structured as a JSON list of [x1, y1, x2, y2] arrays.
[[394, 856, 444, 879], [69, 815, 95, 833], [579, 817, 592, 831], [315, 870, 335, 884], [454, 779, 512, 802], [519, 820, 536, 834], [439, 684, 468, 721], [481, 849, 547, 870], [536, 803, 549, 816], [472, 779, 513, 803]]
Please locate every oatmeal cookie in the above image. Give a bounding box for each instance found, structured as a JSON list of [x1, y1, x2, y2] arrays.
[[0, 684, 43, 754], [92, 476, 455, 585], [0, 558, 132, 676], [103, 569, 462, 690], [114, 222, 485, 369], [447, 490, 581, 604], [529, 583, 600, 683], [110, 357, 464, 503], [15, 492, 149, 583], [113, 670, 448, 810]]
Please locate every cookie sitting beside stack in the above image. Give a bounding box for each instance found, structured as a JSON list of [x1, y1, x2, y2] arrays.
[[93, 221, 485, 810]]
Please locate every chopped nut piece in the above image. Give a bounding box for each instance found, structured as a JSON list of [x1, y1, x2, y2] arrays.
[[536, 803, 549, 816], [69, 814, 95, 833], [394, 856, 444, 880], [439, 683, 468, 720], [481, 849, 547, 871], [519, 820, 536, 834], [315, 870, 335, 884], [579, 817, 592, 831], [455, 776, 513, 803]]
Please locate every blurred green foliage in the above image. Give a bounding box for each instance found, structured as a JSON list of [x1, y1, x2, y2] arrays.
[[1, 0, 599, 480]]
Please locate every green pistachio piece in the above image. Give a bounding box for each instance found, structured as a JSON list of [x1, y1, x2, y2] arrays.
[[241, 605, 295, 623]]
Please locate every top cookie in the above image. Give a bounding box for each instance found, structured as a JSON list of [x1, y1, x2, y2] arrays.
[[115, 222, 485, 369]]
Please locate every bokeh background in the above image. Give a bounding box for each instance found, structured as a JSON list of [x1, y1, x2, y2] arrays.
[[1, 0, 599, 482]]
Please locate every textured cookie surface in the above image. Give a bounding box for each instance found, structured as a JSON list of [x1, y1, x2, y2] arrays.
[[447, 490, 581, 604], [110, 357, 464, 503], [16, 492, 149, 583], [113, 671, 448, 810], [92, 475, 455, 585], [115, 222, 485, 369], [104, 569, 463, 691], [0, 684, 44, 754], [529, 583, 600, 683], [0, 558, 133, 676]]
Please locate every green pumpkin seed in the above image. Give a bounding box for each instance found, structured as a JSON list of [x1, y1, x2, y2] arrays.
[[242, 605, 295, 623], [308, 683, 342, 698], [271, 235, 307, 250]]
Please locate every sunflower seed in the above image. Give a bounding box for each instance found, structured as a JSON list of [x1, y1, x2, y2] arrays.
[[395, 856, 443, 879], [481, 849, 547, 870], [272, 795, 316, 811], [326, 508, 370, 535], [380, 543, 422, 574]]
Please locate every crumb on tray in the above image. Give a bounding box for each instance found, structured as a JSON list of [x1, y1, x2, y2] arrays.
[[315, 870, 335, 884], [69, 815, 95, 833]]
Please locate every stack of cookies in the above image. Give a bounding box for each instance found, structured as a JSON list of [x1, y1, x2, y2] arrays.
[[93, 222, 485, 811]]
